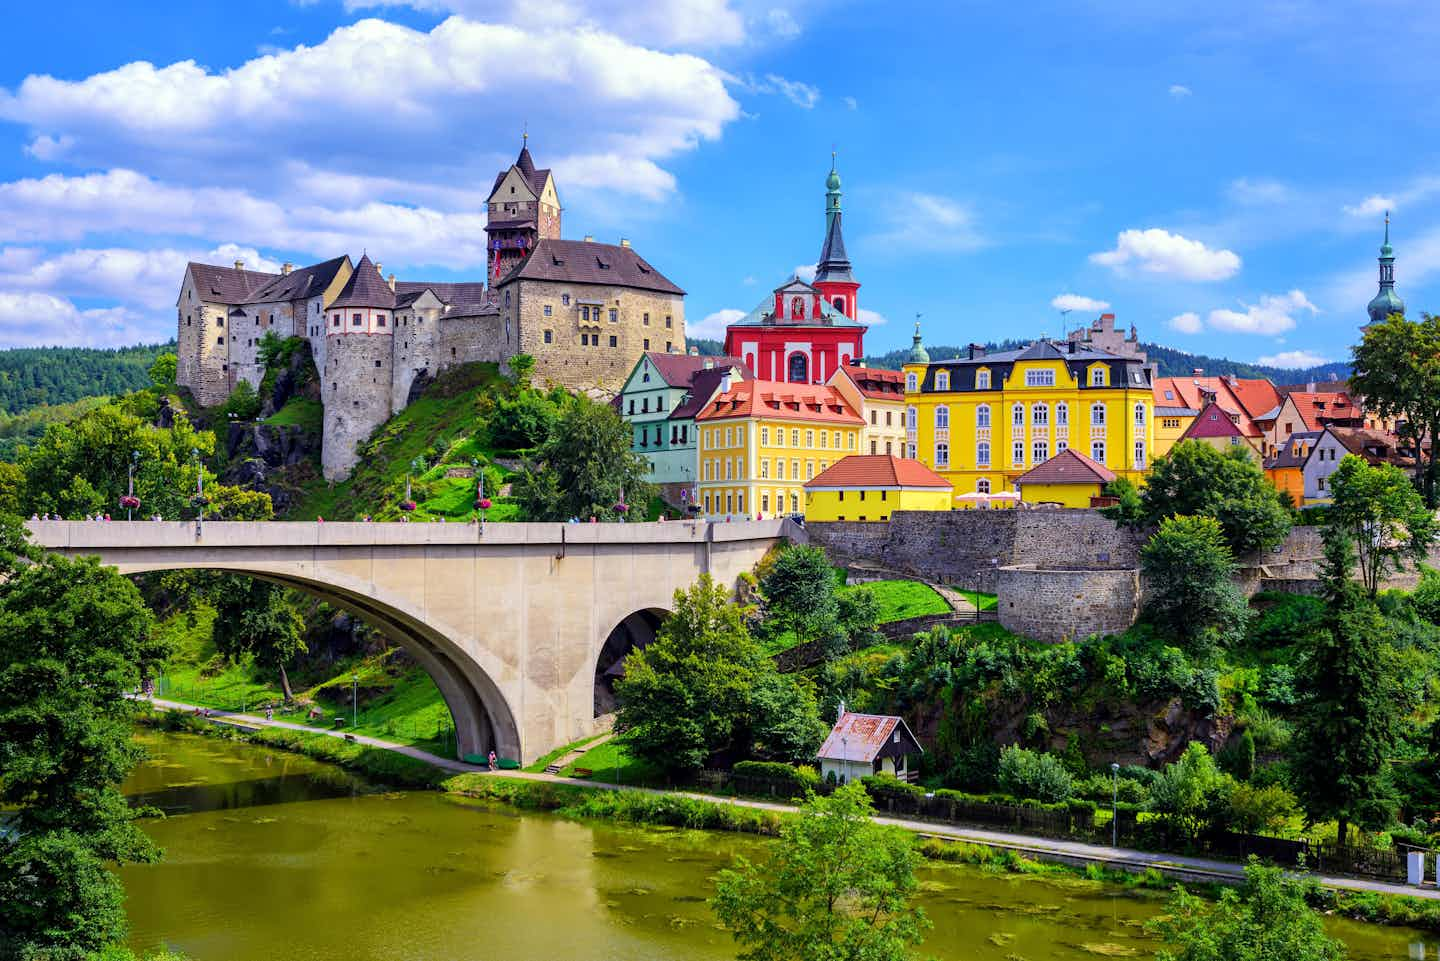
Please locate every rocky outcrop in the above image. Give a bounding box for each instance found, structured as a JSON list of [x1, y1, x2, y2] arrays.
[[223, 422, 321, 513], [258, 339, 320, 418]]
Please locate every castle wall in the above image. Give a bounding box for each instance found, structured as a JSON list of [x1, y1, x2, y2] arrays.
[[322, 323, 395, 480], [996, 564, 1140, 642], [438, 313, 512, 376], [393, 302, 445, 412], [504, 279, 685, 393]]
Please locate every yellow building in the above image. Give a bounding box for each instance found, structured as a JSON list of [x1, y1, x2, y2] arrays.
[[827, 365, 908, 456], [803, 454, 952, 522], [1014, 448, 1116, 508], [695, 379, 864, 518], [901, 335, 1155, 497]]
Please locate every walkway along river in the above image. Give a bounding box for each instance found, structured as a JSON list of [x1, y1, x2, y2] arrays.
[[122, 730, 1432, 961]]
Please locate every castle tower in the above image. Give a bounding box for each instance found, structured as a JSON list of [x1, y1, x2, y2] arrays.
[[321, 253, 397, 480], [485, 136, 561, 285], [1366, 212, 1405, 327], [813, 155, 860, 321]]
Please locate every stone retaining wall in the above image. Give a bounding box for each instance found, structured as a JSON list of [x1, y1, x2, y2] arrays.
[[996, 565, 1140, 643]]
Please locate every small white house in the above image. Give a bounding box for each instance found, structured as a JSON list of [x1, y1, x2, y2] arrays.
[[817, 711, 923, 785]]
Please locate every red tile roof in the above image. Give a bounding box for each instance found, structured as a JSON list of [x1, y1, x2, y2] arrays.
[[1152, 376, 1264, 437], [696, 380, 863, 425], [1182, 401, 1247, 439], [1226, 378, 1282, 420], [804, 455, 951, 490], [1014, 448, 1116, 486], [818, 713, 920, 763], [644, 351, 747, 387], [832, 365, 906, 400], [1287, 391, 1358, 431]]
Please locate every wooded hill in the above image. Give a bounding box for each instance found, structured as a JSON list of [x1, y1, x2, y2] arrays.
[[0, 342, 176, 414]]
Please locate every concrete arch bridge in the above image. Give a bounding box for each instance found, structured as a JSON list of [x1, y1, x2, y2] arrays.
[[29, 519, 793, 764]]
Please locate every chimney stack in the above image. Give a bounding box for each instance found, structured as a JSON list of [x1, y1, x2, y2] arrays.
[[1307, 381, 1316, 393], [233, 259, 245, 271], [620, 238, 631, 248], [375, 262, 383, 277], [721, 372, 733, 393], [703, 358, 715, 369], [583, 234, 595, 243], [281, 262, 294, 275], [388, 273, 397, 292], [968, 343, 986, 359], [1192, 367, 1204, 377], [688, 345, 699, 356]]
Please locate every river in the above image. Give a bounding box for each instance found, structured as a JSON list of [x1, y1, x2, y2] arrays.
[[120, 730, 1431, 961]]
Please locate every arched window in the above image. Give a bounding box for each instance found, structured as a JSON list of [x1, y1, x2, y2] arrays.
[[977, 477, 991, 494], [905, 372, 918, 392], [832, 296, 845, 313], [1135, 441, 1147, 469], [1033, 439, 1049, 463], [935, 443, 949, 467], [935, 405, 950, 429], [1091, 403, 1106, 426], [936, 370, 950, 391], [790, 296, 805, 319], [788, 352, 809, 383], [1134, 402, 1146, 427], [1056, 403, 1069, 427], [1012, 403, 1024, 427], [1092, 440, 1106, 463], [976, 404, 991, 428], [976, 369, 991, 389], [1032, 403, 1048, 426], [977, 441, 991, 466]]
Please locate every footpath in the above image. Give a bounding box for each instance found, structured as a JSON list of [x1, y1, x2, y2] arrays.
[[142, 695, 1440, 901]]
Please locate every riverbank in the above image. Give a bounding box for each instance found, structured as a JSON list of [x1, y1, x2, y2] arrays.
[[134, 697, 1440, 932]]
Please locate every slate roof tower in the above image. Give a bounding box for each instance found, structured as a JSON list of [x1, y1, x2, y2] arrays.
[[1366, 212, 1405, 326], [812, 154, 860, 321]]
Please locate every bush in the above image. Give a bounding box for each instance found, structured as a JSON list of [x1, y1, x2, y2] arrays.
[[996, 745, 1074, 803], [731, 760, 820, 797], [860, 772, 924, 803], [1218, 728, 1256, 781]]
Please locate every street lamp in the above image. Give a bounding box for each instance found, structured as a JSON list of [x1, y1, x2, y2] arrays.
[[352, 674, 359, 729], [191, 447, 204, 537], [1111, 761, 1121, 847], [124, 449, 140, 521]]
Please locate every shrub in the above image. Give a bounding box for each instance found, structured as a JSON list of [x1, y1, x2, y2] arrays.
[[996, 745, 1074, 803], [731, 760, 819, 797], [1218, 728, 1256, 781], [860, 772, 924, 802]]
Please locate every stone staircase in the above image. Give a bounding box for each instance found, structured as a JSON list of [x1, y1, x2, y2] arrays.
[[544, 732, 612, 775]]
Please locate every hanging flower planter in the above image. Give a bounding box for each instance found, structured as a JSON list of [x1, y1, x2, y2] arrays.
[[119, 494, 141, 511], [190, 493, 210, 508], [476, 498, 492, 511], [613, 502, 629, 514], [399, 500, 418, 512]]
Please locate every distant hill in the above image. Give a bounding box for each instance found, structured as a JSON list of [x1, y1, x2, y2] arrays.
[[0, 342, 176, 415]]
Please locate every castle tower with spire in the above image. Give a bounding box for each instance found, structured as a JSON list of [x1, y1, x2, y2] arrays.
[[485, 135, 562, 285], [812, 154, 860, 321], [1366, 212, 1405, 327]]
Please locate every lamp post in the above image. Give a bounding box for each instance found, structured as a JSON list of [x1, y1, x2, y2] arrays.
[[191, 448, 204, 537], [125, 449, 139, 521], [1111, 761, 1120, 847], [841, 736, 848, 786], [352, 674, 359, 729]]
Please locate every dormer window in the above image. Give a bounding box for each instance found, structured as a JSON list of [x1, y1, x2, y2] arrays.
[[1090, 367, 1107, 386], [1025, 369, 1056, 387], [936, 370, 950, 391], [976, 369, 991, 389]]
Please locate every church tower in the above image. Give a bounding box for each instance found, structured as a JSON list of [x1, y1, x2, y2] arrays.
[[1366, 212, 1405, 326], [485, 135, 561, 285], [813, 155, 860, 321]]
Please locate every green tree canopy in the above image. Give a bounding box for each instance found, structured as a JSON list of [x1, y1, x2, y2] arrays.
[[0, 517, 168, 958], [210, 577, 306, 701], [1151, 861, 1346, 961], [1140, 515, 1253, 657], [148, 353, 177, 394], [1351, 312, 1440, 506], [1146, 741, 1233, 839], [511, 394, 653, 521], [1325, 454, 1436, 597], [760, 545, 840, 646], [1140, 440, 1292, 554], [711, 782, 930, 961]]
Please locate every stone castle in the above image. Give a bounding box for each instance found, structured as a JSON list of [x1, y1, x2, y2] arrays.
[[176, 139, 688, 479]]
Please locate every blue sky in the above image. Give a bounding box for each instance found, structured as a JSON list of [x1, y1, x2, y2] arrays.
[[0, 0, 1434, 368]]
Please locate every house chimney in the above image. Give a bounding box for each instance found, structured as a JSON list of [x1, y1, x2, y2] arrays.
[[281, 262, 294, 276], [583, 234, 594, 243], [704, 358, 715, 369], [375, 262, 383, 277], [1307, 381, 1316, 392], [968, 343, 986, 359], [233, 259, 245, 271], [388, 273, 397, 292], [688, 345, 699, 356], [620, 238, 631, 248], [721, 372, 733, 393], [1192, 367, 1204, 377]]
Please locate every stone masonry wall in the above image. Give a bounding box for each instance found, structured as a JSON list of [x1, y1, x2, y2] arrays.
[[996, 565, 1140, 643], [392, 303, 444, 413], [439, 313, 512, 376], [322, 333, 395, 480]]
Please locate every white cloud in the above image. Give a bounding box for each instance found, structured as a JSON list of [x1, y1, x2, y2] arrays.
[[689, 307, 744, 340], [1090, 228, 1241, 281], [1169, 84, 1192, 98], [857, 308, 886, 326], [1256, 349, 1331, 369], [1207, 289, 1318, 335], [765, 8, 801, 39], [1228, 178, 1290, 205], [1344, 194, 1394, 218], [793, 263, 817, 283], [739, 73, 820, 108], [1050, 293, 1110, 313], [869, 193, 985, 253], [0, 243, 278, 310], [1168, 311, 1203, 334], [0, 292, 154, 348]]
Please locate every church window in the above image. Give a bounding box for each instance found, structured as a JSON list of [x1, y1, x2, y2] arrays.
[[935, 405, 950, 429], [791, 296, 806, 319], [1012, 403, 1024, 427], [977, 441, 991, 466], [1033, 439, 1048, 463], [905, 372, 918, 392], [1091, 403, 1106, 427], [1092, 440, 1106, 463], [976, 404, 991, 428], [1135, 441, 1147, 469], [1025, 369, 1056, 387], [609, 335, 618, 347], [787, 352, 809, 383], [544, 305, 552, 316], [1090, 366, 1106, 386], [544, 330, 552, 344], [977, 478, 991, 495], [936, 371, 950, 391], [1032, 403, 1048, 426], [562, 294, 570, 306], [976, 369, 991, 389], [935, 442, 949, 467], [609, 308, 618, 323], [1056, 403, 1069, 426], [1134, 403, 1146, 428]]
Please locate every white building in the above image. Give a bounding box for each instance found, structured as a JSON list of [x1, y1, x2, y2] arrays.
[[817, 711, 923, 785]]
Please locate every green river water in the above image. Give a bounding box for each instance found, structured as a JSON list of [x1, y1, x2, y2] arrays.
[[121, 730, 1433, 961]]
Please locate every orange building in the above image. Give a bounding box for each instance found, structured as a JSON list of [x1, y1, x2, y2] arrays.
[[1263, 430, 1320, 505]]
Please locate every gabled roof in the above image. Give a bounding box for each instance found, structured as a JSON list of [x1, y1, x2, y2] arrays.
[[1320, 426, 1415, 468], [818, 712, 922, 763], [696, 380, 863, 425], [804, 455, 951, 490], [1151, 376, 1262, 437], [244, 256, 349, 304], [1014, 448, 1116, 486], [670, 366, 748, 421], [330, 254, 396, 310], [393, 280, 492, 315], [1182, 401, 1247, 440], [831, 364, 905, 400], [642, 351, 747, 388], [1285, 391, 1358, 431], [188, 262, 278, 303], [1225, 377, 1282, 420], [497, 239, 683, 295], [1264, 430, 1321, 470], [488, 143, 552, 201]]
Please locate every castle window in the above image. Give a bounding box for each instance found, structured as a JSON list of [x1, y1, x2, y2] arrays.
[[977, 441, 990, 466], [217, 317, 224, 327], [376, 316, 386, 327], [186, 315, 191, 326], [1033, 439, 1048, 463], [352, 313, 362, 326], [375, 360, 382, 368], [643, 338, 650, 350], [905, 372, 918, 391], [452, 348, 457, 357], [332, 382, 337, 391], [544, 330, 553, 344], [580, 306, 589, 322], [609, 308, 618, 323], [1025, 369, 1056, 387], [544, 305, 552, 316], [333, 314, 340, 326], [1092, 440, 1106, 463], [665, 316, 673, 328], [976, 369, 991, 389], [936, 371, 950, 391], [222, 363, 228, 371], [562, 294, 570, 306], [666, 342, 672, 352], [217, 336, 224, 344], [609, 335, 618, 347], [505, 290, 511, 307], [935, 443, 949, 467], [976, 404, 991, 428], [643, 313, 650, 326]]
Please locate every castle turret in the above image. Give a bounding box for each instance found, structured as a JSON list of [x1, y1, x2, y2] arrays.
[[322, 254, 397, 480], [813, 154, 860, 321], [1366, 212, 1405, 326], [485, 135, 561, 286]]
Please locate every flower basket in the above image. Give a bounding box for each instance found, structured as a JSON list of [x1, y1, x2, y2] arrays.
[[119, 495, 141, 510], [476, 498, 492, 510], [190, 493, 210, 508], [613, 502, 629, 515], [399, 500, 417, 512]]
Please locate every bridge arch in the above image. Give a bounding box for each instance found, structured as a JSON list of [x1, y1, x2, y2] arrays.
[[122, 561, 521, 762], [593, 607, 669, 717]]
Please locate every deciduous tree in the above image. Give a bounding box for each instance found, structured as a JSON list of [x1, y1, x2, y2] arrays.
[[1140, 515, 1252, 657], [1140, 440, 1292, 554], [511, 395, 652, 521], [712, 782, 930, 961], [1325, 454, 1436, 597], [210, 578, 306, 702], [1351, 312, 1440, 506]]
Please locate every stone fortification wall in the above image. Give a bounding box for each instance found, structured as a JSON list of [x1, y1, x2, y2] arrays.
[[392, 304, 444, 413], [997, 565, 1139, 643], [322, 333, 395, 480], [439, 313, 512, 374]]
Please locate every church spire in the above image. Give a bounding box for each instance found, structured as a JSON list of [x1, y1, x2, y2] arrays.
[[825, 152, 842, 230], [908, 318, 929, 364], [815, 155, 853, 285], [1367, 211, 1405, 325]]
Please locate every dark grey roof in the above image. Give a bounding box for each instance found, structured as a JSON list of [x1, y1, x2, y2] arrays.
[[244, 256, 350, 304], [670, 366, 746, 420], [1264, 431, 1322, 469], [189, 262, 278, 303], [496, 239, 684, 295], [488, 143, 552, 200], [913, 341, 1152, 393], [330, 254, 396, 310], [814, 210, 854, 283], [1155, 405, 1200, 417]]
